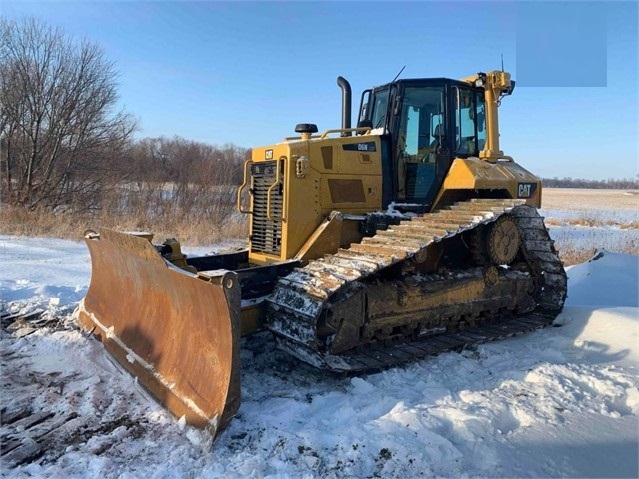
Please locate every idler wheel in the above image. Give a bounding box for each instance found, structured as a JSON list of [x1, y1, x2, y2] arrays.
[[487, 216, 520, 265]]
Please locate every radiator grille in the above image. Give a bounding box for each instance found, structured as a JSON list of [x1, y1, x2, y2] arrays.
[[250, 160, 283, 255]]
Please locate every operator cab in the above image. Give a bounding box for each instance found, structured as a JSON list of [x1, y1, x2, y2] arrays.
[[358, 78, 487, 209]]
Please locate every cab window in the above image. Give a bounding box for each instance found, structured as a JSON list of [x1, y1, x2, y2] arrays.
[[454, 88, 486, 156], [476, 93, 486, 151], [371, 89, 390, 129], [397, 86, 446, 162]]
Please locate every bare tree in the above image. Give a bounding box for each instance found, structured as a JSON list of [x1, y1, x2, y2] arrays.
[[0, 17, 136, 211]]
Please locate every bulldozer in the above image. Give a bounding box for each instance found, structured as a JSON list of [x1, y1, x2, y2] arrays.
[[76, 70, 567, 441]]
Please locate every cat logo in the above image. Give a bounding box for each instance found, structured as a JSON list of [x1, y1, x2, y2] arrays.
[[517, 182, 537, 198], [265, 149, 274, 160]]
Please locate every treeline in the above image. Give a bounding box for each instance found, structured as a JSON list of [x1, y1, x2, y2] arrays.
[[0, 18, 251, 242], [542, 177, 639, 189], [114, 137, 250, 225], [129, 137, 246, 186], [1, 18, 136, 212], [1, 17, 249, 231]]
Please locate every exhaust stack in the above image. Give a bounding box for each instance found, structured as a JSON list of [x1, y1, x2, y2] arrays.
[[337, 76, 352, 137]]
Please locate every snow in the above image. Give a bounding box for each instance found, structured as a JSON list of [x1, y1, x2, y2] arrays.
[[540, 207, 639, 225], [1, 234, 638, 478], [550, 225, 639, 258]]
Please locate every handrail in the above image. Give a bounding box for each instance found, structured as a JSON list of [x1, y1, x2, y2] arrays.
[[283, 134, 322, 141], [266, 158, 285, 222], [478, 153, 514, 163], [236, 159, 253, 214], [319, 127, 372, 139], [283, 127, 373, 141]]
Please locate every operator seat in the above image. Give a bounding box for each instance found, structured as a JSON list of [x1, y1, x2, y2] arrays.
[[423, 124, 446, 164], [431, 124, 446, 149]]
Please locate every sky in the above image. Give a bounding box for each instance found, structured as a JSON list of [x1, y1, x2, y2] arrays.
[[1, 0, 637, 180]]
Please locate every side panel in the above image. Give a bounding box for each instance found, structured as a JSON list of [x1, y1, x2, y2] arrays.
[[311, 138, 383, 213], [249, 136, 384, 263]]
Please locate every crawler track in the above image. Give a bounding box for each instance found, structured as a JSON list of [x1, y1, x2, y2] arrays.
[[267, 199, 567, 371]]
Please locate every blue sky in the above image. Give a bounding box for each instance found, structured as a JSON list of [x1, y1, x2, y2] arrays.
[[2, 1, 637, 180]]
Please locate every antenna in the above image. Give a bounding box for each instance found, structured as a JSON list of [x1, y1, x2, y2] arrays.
[[392, 66, 406, 83], [501, 53, 504, 71]]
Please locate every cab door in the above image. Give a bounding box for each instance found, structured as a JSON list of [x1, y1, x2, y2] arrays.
[[394, 84, 447, 205]]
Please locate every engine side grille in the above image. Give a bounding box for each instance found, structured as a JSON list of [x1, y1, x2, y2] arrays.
[[250, 160, 283, 255]]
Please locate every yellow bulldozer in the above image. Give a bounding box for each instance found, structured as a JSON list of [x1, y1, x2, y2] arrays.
[[76, 70, 567, 440]]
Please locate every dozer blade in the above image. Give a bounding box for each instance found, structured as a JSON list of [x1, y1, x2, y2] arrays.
[[76, 228, 241, 439]]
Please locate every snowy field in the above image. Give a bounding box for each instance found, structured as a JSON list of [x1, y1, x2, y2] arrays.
[[540, 188, 639, 224], [540, 188, 639, 258], [1, 189, 638, 478]]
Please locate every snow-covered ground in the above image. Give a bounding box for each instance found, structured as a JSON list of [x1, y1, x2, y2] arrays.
[[540, 189, 639, 258], [1, 234, 638, 478], [549, 226, 639, 257]]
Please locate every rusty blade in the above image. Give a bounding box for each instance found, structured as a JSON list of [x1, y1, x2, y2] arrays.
[[76, 228, 240, 439]]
